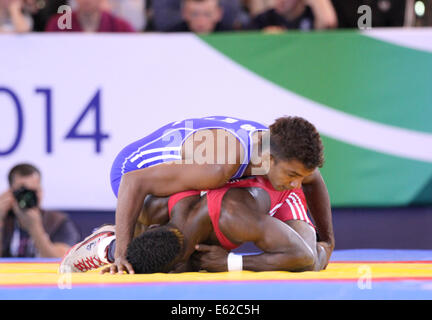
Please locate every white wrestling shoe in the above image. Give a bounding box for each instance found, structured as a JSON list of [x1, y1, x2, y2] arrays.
[[58, 225, 116, 273]]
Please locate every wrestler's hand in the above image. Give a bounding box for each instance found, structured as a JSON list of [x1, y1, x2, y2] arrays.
[[317, 241, 333, 270], [194, 244, 229, 272], [100, 256, 134, 275]]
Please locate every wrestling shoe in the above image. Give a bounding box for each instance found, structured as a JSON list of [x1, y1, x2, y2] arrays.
[[58, 225, 116, 273]]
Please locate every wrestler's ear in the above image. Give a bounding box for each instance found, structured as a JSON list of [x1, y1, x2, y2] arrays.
[[268, 153, 278, 165]]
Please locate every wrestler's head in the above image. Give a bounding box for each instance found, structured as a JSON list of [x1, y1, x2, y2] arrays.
[[265, 116, 324, 191], [126, 225, 184, 273]]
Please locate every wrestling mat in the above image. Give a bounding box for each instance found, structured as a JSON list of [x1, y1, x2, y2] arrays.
[[1, 249, 431, 300]]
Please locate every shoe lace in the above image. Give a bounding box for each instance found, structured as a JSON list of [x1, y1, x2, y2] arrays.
[[73, 255, 105, 272]]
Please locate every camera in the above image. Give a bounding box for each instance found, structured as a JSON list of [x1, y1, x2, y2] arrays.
[[13, 187, 38, 210]]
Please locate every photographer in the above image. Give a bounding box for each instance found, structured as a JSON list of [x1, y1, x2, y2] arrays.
[[0, 163, 80, 258]]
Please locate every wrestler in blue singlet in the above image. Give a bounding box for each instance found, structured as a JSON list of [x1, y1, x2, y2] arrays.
[[110, 116, 269, 197]]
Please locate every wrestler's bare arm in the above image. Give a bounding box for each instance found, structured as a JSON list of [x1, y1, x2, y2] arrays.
[[113, 161, 239, 274], [302, 169, 335, 268], [197, 189, 317, 272]]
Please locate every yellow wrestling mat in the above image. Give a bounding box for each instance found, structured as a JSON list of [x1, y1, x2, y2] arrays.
[[1, 261, 432, 286], [1, 250, 432, 299]]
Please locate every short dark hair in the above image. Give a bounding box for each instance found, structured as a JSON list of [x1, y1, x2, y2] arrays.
[[126, 226, 184, 274], [269, 116, 324, 169], [8, 163, 41, 186]]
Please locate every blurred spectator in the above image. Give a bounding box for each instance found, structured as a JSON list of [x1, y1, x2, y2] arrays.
[[71, 0, 147, 31], [330, 0, 406, 28], [249, 0, 316, 31], [103, 0, 146, 31], [405, 0, 432, 26], [23, 0, 67, 31], [169, 0, 227, 33], [241, 0, 338, 29], [149, 0, 248, 32], [0, 0, 33, 32], [241, 0, 273, 17], [306, 0, 338, 29], [0, 164, 81, 258], [45, 0, 135, 32]]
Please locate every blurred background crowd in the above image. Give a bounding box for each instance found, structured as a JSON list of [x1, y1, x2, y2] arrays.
[[0, 0, 431, 34]]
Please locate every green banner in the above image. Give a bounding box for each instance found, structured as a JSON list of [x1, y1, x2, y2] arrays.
[[200, 31, 432, 207]]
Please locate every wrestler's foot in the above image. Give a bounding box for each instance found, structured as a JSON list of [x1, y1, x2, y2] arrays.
[[58, 225, 116, 273]]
